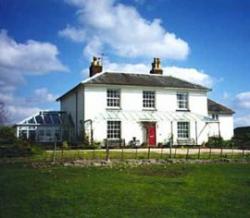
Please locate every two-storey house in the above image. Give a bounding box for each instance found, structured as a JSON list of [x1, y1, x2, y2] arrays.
[[57, 57, 234, 146]]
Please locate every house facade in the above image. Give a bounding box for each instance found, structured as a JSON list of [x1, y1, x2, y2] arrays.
[[57, 57, 234, 146]]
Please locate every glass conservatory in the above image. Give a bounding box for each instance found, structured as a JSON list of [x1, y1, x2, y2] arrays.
[[15, 111, 74, 143]]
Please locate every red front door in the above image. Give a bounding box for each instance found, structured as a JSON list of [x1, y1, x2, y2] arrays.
[[148, 125, 156, 147]]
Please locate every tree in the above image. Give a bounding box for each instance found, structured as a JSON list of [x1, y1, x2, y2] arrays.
[[0, 101, 7, 125]]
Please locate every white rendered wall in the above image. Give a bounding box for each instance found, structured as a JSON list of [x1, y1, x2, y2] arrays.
[[219, 115, 234, 140], [60, 84, 233, 144], [61, 92, 76, 126], [60, 87, 85, 136], [83, 85, 210, 144]]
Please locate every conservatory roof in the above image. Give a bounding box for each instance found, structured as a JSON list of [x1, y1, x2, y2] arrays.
[[16, 111, 73, 126]]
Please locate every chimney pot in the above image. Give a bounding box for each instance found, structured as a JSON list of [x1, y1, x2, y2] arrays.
[[150, 57, 163, 75], [89, 56, 102, 77]]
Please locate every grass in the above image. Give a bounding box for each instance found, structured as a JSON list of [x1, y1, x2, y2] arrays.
[[0, 163, 250, 218]]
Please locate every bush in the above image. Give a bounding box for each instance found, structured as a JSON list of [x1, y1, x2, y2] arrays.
[[233, 127, 250, 149], [0, 126, 16, 145], [205, 136, 224, 148], [205, 136, 235, 148]]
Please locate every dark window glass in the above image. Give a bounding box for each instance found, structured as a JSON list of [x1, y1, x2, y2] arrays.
[[143, 91, 155, 108], [177, 122, 189, 138], [35, 115, 43, 124], [177, 93, 188, 109], [107, 89, 120, 107], [107, 121, 121, 139], [44, 114, 52, 124], [51, 114, 61, 124]]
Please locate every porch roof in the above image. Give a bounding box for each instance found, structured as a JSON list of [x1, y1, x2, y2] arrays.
[[95, 110, 216, 123]]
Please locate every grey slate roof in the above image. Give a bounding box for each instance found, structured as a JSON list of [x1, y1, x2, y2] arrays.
[[85, 72, 210, 90], [208, 99, 234, 115], [57, 72, 210, 101]]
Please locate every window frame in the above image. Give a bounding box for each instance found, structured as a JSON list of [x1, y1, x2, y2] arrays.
[[142, 90, 156, 109], [177, 121, 190, 139], [177, 92, 189, 110], [211, 114, 219, 120], [107, 89, 121, 109], [107, 120, 121, 139]]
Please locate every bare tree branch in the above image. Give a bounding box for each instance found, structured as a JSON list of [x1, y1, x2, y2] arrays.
[[0, 102, 8, 125]]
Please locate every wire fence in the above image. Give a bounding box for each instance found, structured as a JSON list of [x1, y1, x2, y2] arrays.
[[43, 146, 250, 163]]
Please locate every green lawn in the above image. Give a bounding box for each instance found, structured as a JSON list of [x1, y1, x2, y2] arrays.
[[0, 163, 250, 218]]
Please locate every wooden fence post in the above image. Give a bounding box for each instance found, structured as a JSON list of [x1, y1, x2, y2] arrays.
[[53, 138, 57, 163], [220, 146, 223, 159], [121, 140, 124, 161], [105, 140, 109, 161], [209, 147, 212, 159], [92, 147, 95, 160], [148, 147, 151, 159], [198, 145, 201, 159], [186, 147, 189, 160]]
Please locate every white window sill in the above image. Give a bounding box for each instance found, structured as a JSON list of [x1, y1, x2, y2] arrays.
[[106, 107, 121, 110], [142, 108, 157, 111], [176, 108, 190, 112]]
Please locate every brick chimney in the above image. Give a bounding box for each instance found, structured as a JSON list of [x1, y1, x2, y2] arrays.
[[150, 58, 163, 75], [89, 56, 102, 77]]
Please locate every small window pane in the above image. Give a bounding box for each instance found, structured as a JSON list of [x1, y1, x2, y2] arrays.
[[107, 121, 121, 139], [44, 115, 52, 124], [143, 91, 155, 108], [51, 114, 61, 124], [177, 93, 188, 109], [177, 122, 189, 138], [35, 115, 43, 124], [107, 89, 120, 107]]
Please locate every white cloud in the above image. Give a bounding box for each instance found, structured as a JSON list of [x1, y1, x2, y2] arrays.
[[7, 105, 41, 124], [58, 25, 86, 42], [0, 29, 68, 94], [61, 0, 189, 59], [235, 92, 250, 109], [34, 88, 58, 103], [234, 114, 250, 127], [0, 30, 66, 124], [0, 30, 67, 75], [81, 59, 213, 87], [164, 66, 213, 88]]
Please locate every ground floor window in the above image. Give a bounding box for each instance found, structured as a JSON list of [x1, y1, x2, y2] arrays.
[[177, 122, 190, 138], [107, 121, 121, 139]]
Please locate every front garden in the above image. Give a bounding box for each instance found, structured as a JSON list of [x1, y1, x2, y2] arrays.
[[0, 163, 250, 218]]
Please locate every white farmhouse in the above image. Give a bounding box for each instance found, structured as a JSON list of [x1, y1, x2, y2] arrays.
[[57, 57, 234, 147]]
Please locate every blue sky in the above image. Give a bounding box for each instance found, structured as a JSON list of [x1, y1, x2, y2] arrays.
[[0, 0, 250, 126]]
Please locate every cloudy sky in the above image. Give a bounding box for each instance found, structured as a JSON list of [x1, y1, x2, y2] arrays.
[[0, 0, 250, 127]]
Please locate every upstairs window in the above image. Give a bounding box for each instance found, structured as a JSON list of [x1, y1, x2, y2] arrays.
[[177, 93, 189, 110], [177, 122, 190, 139], [107, 121, 121, 139], [211, 114, 219, 120], [107, 89, 120, 108], [143, 91, 155, 108]]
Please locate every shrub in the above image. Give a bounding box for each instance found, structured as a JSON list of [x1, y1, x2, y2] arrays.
[[233, 127, 250, 149], [205, 136, 235, 148], [0, 126, 16, 145], [205, 136, 224, 148]]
